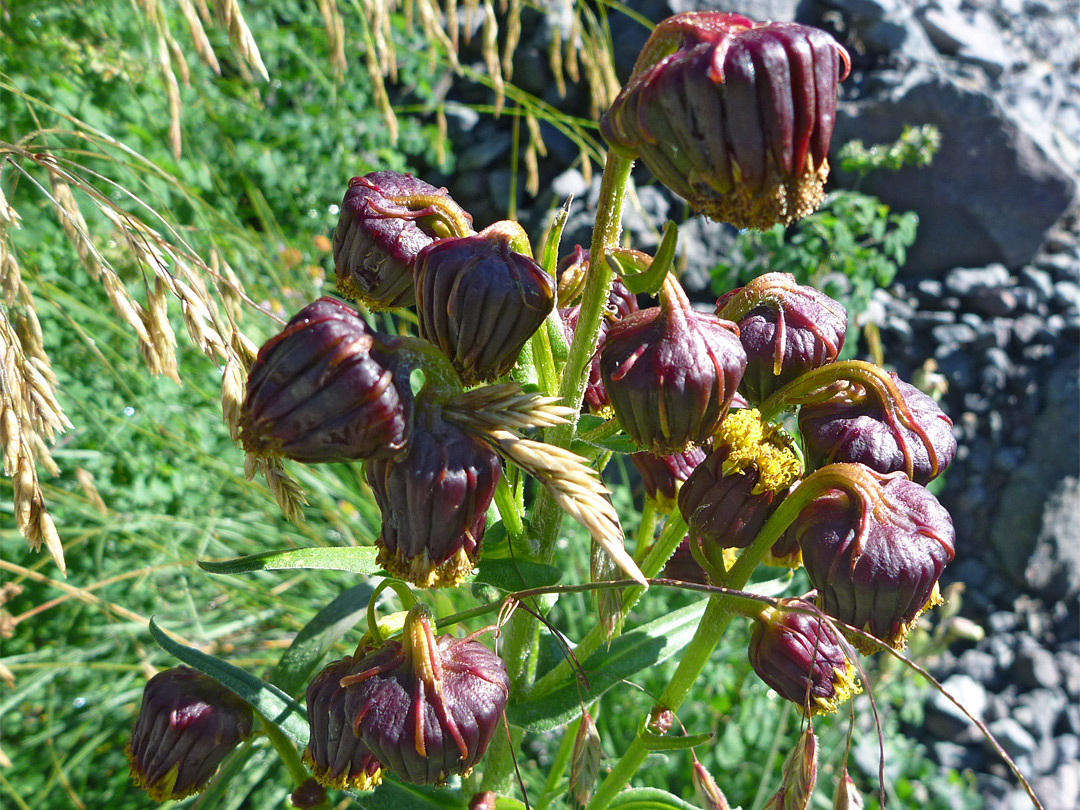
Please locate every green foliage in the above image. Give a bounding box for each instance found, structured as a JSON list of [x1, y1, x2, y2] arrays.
[[710, 126, 939, 345], [711, 192, 919, 342]]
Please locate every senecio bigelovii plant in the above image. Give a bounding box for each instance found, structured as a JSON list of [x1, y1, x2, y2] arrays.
[[122, 10, 1041, 810]]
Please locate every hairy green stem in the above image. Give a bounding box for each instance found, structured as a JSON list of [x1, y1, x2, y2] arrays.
[[485, 150, 635, 789], [260, 713, 309, 788]]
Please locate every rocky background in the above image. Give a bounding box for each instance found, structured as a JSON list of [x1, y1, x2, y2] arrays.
[[425, 1, 1080, 808]]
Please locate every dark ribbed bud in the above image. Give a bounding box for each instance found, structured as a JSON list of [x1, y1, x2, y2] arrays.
[[241, 297, 412, 463], [340, 606, 509, 786], [631, 446, 706, 510], [290, 779, 329, 809], [786, 465, 956, 651], [798, 372, 956, 484], [127, 666, 253, 801], [678, 409, 801, 574], [366, 399, 501, 588], [303, 656, 384, 791], [333, 171, 473, 310], [601, 13, 850, 229], [716, 273, 847, 404], [415, 221, 556, 385], [600, 275, 746, 453], [747, 599, 860, 716]]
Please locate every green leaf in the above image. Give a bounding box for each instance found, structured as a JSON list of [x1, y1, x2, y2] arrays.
[[473, 557, 563, 592], [508, 599, 708, 731], [198, 546, 382, 576], [640, 730, 713, 751], [354, 780, 467, 809], [148, 618, 309, 746], [608, 787, 702, 810], [270, 582, 376, 696]]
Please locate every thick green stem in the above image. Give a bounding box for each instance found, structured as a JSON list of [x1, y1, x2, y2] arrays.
[[585, 478, 822, 810], [260, 713, 309, 789], [484, 150, 635, 789]]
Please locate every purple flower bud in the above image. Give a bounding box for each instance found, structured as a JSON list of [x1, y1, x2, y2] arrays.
[[415, 222, 556, 385], [240, 297, 413, 463], [716, 273, 847, 404], [647, 705, 675, 735], [747, 599, 861, 716], [600, 276, 746, 453], [341, 606, 509, 785], [662, 538, 710, 585], [631, 446, 706, 510], [303, 656, 385, 790], [333, 172, 473, 310], [601, 13, 850, 229], [798, 372, 956, 484], [127, 666, 253, 801], [787, 465, 956, 651], [366, 399, 502, 588]]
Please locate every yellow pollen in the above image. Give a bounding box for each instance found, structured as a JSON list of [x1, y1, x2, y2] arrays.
[[716, 409, 801, 494]]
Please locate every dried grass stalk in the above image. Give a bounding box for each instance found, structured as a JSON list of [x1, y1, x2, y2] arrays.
[[317, 0, 347, 82], [482, 1, 505, 116], [360, 9, 399, 142], [0, 186, 20, 230], [442, 383, 575, 431], [501, 0, 522, 81], [75, 467, 108, 516], [213, 0, 270, 81], [245, 453, 307, 524], [157, 31, 184, 160], [177, 0, 222, 74], [220, 349, 246, 443], [47, 174, 103, 279]]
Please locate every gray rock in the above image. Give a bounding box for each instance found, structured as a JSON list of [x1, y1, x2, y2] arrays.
[[916, 6, 1015, 76], [1012, 688, 1068, 739], [1020, 267, 1056, 301], [551, 168, 588, 201], [944, 264, 1012, 296], [811, 0, 940, 60], [1030, 762, 1080, 810], [1025, 477, 1080, 601], [989, 356, 1080, 579], [832, 75, 1078, 275], [926, 673, 989, 737], [985, 717, 1039, 759]]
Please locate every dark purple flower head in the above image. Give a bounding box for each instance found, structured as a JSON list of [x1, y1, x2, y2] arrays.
[[747, 599, 861, 716], [240, 297, 412, 463], [333, 171, 473, 310], [127, 667, 253, 801], [415, 221, 556, 385], [601, 13, 850, 229], [366, 399, 501, 588], [786, 464, 956, 651], [716, 273, 847, 404], [304, 656, 384, 791], [340, 606, 509, 786], [677, 409, 801, 574], [600, 275, 746, 453], [799, 371, 956, 484]]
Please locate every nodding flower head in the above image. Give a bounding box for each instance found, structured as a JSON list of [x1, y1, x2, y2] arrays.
[[716, 273, 847, 405], [339, 606, 509, 786], [678, 409, 801, 574], [303, 656, 385, 791], [747, 599, 861, 716], [601, 13, 850, 229], [366, 399, 502, 588], [600, 274, 746, 453], [127, 667, 253, 801], [785, 464, 956, 652], [631, 445, 707, 511], [240, 297, 413, 463], [333, 171, 473, 310], [414, 221, 556, 385]]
